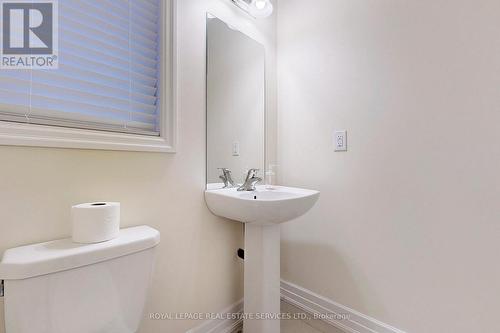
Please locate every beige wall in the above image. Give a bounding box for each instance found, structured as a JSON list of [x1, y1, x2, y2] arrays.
[[277, 0, 500, 332], [0, 1, 276, 332]]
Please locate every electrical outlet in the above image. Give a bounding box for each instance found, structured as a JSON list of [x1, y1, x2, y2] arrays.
[[334, 130, 347, 151], [232, 142, 240, 156]]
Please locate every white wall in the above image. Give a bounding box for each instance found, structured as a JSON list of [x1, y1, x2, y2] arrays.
[[0, 1, 277, 332], [277, 0, 500, 332]]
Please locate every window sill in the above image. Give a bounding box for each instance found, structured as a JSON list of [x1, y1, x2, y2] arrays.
[[0, 121, 176, 153]]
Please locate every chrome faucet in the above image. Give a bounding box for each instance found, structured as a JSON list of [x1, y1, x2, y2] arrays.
[[218, 168, 237, 188], [238, 169, 262, 191]]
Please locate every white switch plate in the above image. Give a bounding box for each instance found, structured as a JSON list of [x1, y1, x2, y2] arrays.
[[334, 130, 347, 151], [232, 142, 240, 156]]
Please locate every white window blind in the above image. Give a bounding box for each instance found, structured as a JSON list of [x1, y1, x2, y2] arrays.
[[0, 0, 162, 136]]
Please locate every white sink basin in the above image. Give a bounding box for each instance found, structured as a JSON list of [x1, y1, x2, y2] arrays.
[[205, 184, 320, 332], [205, 185, 320, 225]]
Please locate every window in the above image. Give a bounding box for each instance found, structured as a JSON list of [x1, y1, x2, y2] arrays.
[[0, 0, 176, 152]]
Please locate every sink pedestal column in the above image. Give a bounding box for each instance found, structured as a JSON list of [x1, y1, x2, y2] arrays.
[[243, 224, 281, 333]]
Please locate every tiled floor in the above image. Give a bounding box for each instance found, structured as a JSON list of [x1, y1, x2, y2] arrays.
[[282, 318, 323, 333], [238, 301, 345, 333], [238, 319, 326, 333]]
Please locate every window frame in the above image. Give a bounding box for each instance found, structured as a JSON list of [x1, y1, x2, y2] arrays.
[[0, 0, 177, 153]]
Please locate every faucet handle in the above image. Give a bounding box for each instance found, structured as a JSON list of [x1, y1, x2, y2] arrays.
[[238, 168, 262, 191], [246, 168, 260, 177], [218, 168, 233, 178], [218, 168, 236, 188]]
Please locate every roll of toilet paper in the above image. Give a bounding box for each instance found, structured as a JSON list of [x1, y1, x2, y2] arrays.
[[71, 202, 120, 244]]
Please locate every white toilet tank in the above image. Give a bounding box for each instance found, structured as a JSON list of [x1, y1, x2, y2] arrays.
[[0, 225, 160, 333]]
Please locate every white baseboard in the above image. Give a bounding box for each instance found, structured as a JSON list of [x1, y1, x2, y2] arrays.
[[280, 280, 407, 333], [186, 299, 243, 333], [186, 282, 406, 333]]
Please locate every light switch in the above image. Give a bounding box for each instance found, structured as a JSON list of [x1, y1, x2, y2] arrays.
[[232, 142, 240, 156], [334, 130, 347, 151]]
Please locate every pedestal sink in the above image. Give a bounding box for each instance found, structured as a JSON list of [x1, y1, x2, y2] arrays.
[[205, 185, 320, 333]]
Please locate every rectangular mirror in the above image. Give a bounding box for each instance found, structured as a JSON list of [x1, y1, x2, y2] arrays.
[[206, 15, 266, 189]]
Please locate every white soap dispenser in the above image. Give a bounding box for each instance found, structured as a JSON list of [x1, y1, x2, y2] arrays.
[[265, 164, 277, 190]]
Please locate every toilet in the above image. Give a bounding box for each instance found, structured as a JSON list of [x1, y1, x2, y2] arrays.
[[0, 225, 160, 333]]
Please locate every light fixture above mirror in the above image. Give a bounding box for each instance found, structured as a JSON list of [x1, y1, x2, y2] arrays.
[[231, 0, 274, 19]]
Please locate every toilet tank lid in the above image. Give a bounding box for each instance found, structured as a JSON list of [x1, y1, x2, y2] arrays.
[[0, 226, 160, 280]]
